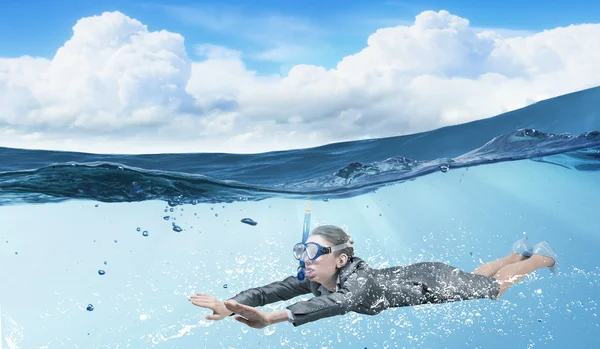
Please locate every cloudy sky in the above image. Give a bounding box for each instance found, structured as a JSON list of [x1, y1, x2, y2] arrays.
[[1, 0, 600, 154]]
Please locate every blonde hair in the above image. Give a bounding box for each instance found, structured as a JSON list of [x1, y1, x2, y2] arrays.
[[310, 225, 354, 258]]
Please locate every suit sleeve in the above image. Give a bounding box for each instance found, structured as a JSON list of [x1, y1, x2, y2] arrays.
[[227, 275, 312, 308], [285, 273, 367, 326]]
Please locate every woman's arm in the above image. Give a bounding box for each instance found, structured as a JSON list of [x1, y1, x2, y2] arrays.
[[285, 272, 371, 326], [227, 275, 312, 308], [285, 292, 352, 326]]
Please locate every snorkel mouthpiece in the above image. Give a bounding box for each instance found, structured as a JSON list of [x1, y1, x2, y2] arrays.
[[297, 264, 306, 281]]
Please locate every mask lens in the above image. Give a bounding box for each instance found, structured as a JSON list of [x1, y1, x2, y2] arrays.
[[306, 243, 319, 259], [293, 243, 305, 260]]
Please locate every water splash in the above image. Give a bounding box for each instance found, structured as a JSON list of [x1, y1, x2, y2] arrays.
[[0, 129, 598, 206]]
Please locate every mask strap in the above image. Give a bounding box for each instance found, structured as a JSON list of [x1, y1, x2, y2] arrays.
[[330, 241, 352, 252]]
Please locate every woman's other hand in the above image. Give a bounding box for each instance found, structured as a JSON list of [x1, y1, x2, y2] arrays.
[[188, 293, 233, 320]]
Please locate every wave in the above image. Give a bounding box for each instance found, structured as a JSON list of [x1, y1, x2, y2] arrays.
[[0, 129, 598, 206]]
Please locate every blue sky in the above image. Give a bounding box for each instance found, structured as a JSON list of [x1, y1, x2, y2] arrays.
[[1, 0, 600, 154], [2, 0, 600, 74]]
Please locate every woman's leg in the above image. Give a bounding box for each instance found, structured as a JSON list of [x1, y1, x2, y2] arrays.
[[472, 253, 527, 277], [493, 254, 555, 298]]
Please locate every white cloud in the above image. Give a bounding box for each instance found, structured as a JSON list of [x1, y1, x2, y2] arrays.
[[1, 11, 197, 135], [1, 10, 600, 154]]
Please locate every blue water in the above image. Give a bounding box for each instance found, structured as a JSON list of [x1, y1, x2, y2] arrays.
[[0, 86, 599, 348]]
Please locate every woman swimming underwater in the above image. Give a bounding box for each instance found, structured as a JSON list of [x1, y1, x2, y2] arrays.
[[188, 225, 558, 328]]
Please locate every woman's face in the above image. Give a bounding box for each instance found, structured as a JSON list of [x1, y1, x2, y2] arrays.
[[303, 235, 341, 284]]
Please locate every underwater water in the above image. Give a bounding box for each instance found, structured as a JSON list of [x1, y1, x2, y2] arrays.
[[1, 86, 600, 349]]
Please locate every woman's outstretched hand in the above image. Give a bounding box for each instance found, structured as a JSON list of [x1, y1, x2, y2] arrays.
[[188, 293, 233, 320], [223, 300, 272, 329]]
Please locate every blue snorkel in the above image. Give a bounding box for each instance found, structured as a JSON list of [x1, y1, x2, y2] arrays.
[[297, 200, 312, 280]]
